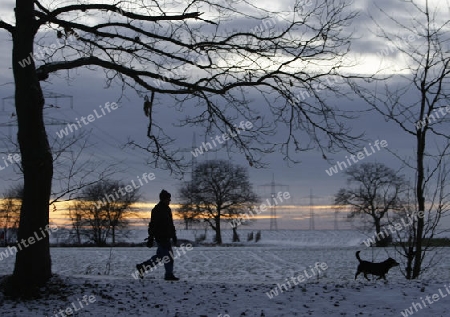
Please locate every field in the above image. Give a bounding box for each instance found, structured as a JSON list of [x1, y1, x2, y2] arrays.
[[1, 230, 449, 317]]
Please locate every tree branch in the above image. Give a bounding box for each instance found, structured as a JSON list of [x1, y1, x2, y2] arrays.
[[29, 0, 364, 169], [38, 3, 202, 25], [0, 20, 14, 34]]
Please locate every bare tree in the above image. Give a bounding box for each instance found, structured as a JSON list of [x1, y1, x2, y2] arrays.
[[334, 162, 408, 247], [389, 161, 450, 279], [1, 128, 119, 245], [70, 180, 140, 246], [177, 202, 202, 231], [0, 0, 361, 290], [178, 160, 259, 244], [0, 185, 23, 246], [68, 206, 83, 245], [351, 1, 450, 278]]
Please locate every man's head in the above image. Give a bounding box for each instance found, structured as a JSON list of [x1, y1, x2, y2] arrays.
[[159, 189, 171, 205]]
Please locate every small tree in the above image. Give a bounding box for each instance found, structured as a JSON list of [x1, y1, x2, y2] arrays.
[[0, 185, 23, 246], [229, 206, 257, 242], [70, 180, 140, 246], [68, 207, 83, 245], [334, 162, 408, 246], [389, 162, 450, 279], [178, 160, 259, 244]]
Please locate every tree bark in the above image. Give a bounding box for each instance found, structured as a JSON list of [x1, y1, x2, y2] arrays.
[[232, 227, 240, 242], [405, 235, 414, 280], [112, 225, 116, 244], [374, 217, 383, 247], [215, 215, 222, 244], [412, 130, 426, 278], [11, 0, 53, 288]]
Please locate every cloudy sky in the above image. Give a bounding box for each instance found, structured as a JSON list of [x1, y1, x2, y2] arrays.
[[0, 0, 448, 230]]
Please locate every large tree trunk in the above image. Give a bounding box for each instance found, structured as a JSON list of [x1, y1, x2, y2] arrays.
[[373, 217, 383, 247], [214, 215, 222, 244], [112, 225, 116, 244], [11, 0, 53, 289], [405, 235, 415, 279], [412, 131, 426, 279]]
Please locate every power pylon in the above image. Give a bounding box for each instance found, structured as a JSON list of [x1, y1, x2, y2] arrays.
[[258, 174, 289, 230], [334, 206, 339, 230], [191, 132, 197, 176], [309, 189, 315, 230], [301, 189, 321, 230]]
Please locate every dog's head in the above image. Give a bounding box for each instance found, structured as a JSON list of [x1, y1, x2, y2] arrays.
[[386, 258, 400, 268]]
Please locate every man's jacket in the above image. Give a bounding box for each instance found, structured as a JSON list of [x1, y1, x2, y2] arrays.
[[148, 202, 176, 242]]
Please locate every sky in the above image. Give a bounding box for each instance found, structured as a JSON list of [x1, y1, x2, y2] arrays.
[[0, 0, 449, 230]]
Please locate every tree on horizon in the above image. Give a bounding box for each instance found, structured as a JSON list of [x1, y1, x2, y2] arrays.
[[334, 162, 408, 247], [178, 159, 259, 244]]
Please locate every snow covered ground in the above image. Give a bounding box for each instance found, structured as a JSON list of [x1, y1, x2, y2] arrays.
[[1, 230, 449, 317]]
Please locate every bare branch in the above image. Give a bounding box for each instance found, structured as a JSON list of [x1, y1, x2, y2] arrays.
[[26, 0, 364, 170], [0, 20, 14, 34], [37, 3, 202, 26]]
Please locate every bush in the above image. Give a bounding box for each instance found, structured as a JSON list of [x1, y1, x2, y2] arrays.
[[255, 230, 261, 242]]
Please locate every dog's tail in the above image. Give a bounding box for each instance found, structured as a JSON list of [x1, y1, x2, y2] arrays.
[[355, 250, 362, 262]]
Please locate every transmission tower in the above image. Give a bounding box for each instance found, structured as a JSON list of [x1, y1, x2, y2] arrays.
[[309, 189, 315, 230], [334, 206, 339, 230], [301, 189, 321, 230], [258, 174, 289, 230], [191, 132, 197, 176]]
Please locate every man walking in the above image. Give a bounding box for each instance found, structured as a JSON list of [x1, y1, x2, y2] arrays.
[[136, 189, 179, 281]]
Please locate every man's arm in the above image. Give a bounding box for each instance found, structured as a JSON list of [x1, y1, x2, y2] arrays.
[[169, 209, 177, 244], [149, 206, 161, 234]]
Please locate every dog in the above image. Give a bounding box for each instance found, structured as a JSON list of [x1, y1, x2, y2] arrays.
[[354, 251, 399, 281]]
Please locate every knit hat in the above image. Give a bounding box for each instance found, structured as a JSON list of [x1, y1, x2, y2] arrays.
[[159, 189, 171, 201]]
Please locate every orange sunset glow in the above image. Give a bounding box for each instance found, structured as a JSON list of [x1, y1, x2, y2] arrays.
[[44, 200, 349, 231]]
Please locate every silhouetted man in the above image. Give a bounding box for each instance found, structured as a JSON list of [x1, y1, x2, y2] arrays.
[[136, 189, 179, 281]]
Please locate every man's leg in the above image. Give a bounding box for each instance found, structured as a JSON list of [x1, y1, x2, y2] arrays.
[[155, 241, 174, 277], [165, 244, 175, 277], [136, 240, 177, 280], [141, 254, 160, 271], [136, 249, 162, 279], [155, 240, 179, 280]]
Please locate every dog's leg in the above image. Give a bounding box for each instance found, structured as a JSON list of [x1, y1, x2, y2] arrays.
[[363, 273, 370, 281], [355, 265, 362, 280]]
